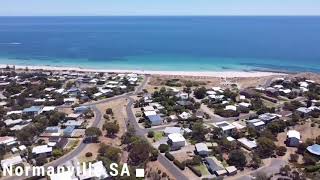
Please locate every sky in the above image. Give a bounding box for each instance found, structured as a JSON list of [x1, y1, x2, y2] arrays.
[[1, 0, 320, 16]]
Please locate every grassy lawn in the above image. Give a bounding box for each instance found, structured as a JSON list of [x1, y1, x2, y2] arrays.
[[194, 164, 210, 176], [153, 131, 164, 141]]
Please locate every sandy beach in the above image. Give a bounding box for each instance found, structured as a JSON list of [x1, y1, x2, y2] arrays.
[[0, 64, 287, 78]]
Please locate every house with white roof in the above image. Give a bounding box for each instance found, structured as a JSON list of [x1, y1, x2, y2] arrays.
[[32, 145, 52, 158], [144, 110, 157, 117], [296, 107, 312, 117], [4, 119, 23, 127], [258, 113, 279, 123], [42, 106, 56, 112], [179, 112, 192, 120], [143, 106, 155, 112], [0, 136, 17, 147], [213, 121, 236, 135], [299, 81, 309, 88], [93, 92, 103, 98], [164, 127, 182, 135], [64, 98, 77, 104], [231, 122, 246, 131], [286, 130, 301, 147], [206, 91, 216, 95], [167, 133, 186, 150], [238, 102, 251, 110], [176, 92, 189, 100], [225, 105, 237, 111], [195, 143, 209, 156], [6, 110, 23, 116], [1, 155, 23, 169], [247, 119, 265, 130], [237, 137, 257, 150], [279, 89, 292, 95], [239, 95, 246, 100]]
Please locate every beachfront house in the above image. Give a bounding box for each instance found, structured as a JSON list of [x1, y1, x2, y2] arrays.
[[195, 143, 209, 156], [286, 130, 301, 147], [167, 133, 186, 150]]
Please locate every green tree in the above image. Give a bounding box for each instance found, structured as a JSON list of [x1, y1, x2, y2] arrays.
[[194, 87, 207, 99], [191, 122, 208, 142], [105, 108, 113, 115], [227, 150, 247, 168], [128, 138, 151, 166], [85, 127, 102, 137], [103, 121, 120, 137], [52, 149, 63, 158], [98, 143, 121, 162], [158, 144, 170, 153], [276, 146, 287, 156], [256, 137, 276, 158]]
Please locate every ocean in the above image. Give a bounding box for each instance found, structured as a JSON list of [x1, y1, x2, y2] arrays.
[[0, 16, 319, 72]]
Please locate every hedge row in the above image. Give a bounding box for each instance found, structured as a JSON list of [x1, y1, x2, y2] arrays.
[[187, 164, 202, 177], [173, 160, 185, 170], [305, 165, 320, 172], [165, 152, 175, 161]]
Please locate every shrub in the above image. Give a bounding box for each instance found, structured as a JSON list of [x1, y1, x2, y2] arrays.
[[85, 152, 93, 157], [276, 146, 287, 156], [147, 131, 154, 138], [103, 114, 110, 120], [187, 165, 202, 177], [158, 144, 170, 153], [173, 159, 185, 170], [138, 118, 144, 123], [150, 148, 159, 161], [105, 108, 113, 115], [289, 154, 299, 162], [305, 165, 320, 172], [165, 152, 175, 161]]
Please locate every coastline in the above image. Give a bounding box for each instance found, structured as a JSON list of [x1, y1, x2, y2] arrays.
[[0, 64, 287, 77]]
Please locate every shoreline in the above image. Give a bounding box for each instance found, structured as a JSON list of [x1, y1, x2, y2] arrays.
[[0, 64, 288, 77]]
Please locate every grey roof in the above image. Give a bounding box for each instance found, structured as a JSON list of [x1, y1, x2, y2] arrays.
[[205, 157, 224, 173], [307, 144, 320, 156], [148, 115, 162, 123], [23, 106, 42, 113]]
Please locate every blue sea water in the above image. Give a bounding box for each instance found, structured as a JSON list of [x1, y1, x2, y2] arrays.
[[0, 16, 319, 72]]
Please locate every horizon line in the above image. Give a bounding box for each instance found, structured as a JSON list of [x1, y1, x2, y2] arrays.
[[1, 15, 320, 17]]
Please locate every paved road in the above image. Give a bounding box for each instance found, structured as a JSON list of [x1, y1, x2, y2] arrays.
[[125, 97, 189, 180]]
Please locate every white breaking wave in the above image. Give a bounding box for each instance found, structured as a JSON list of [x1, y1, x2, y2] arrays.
[[0, 42, 22, 45]]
